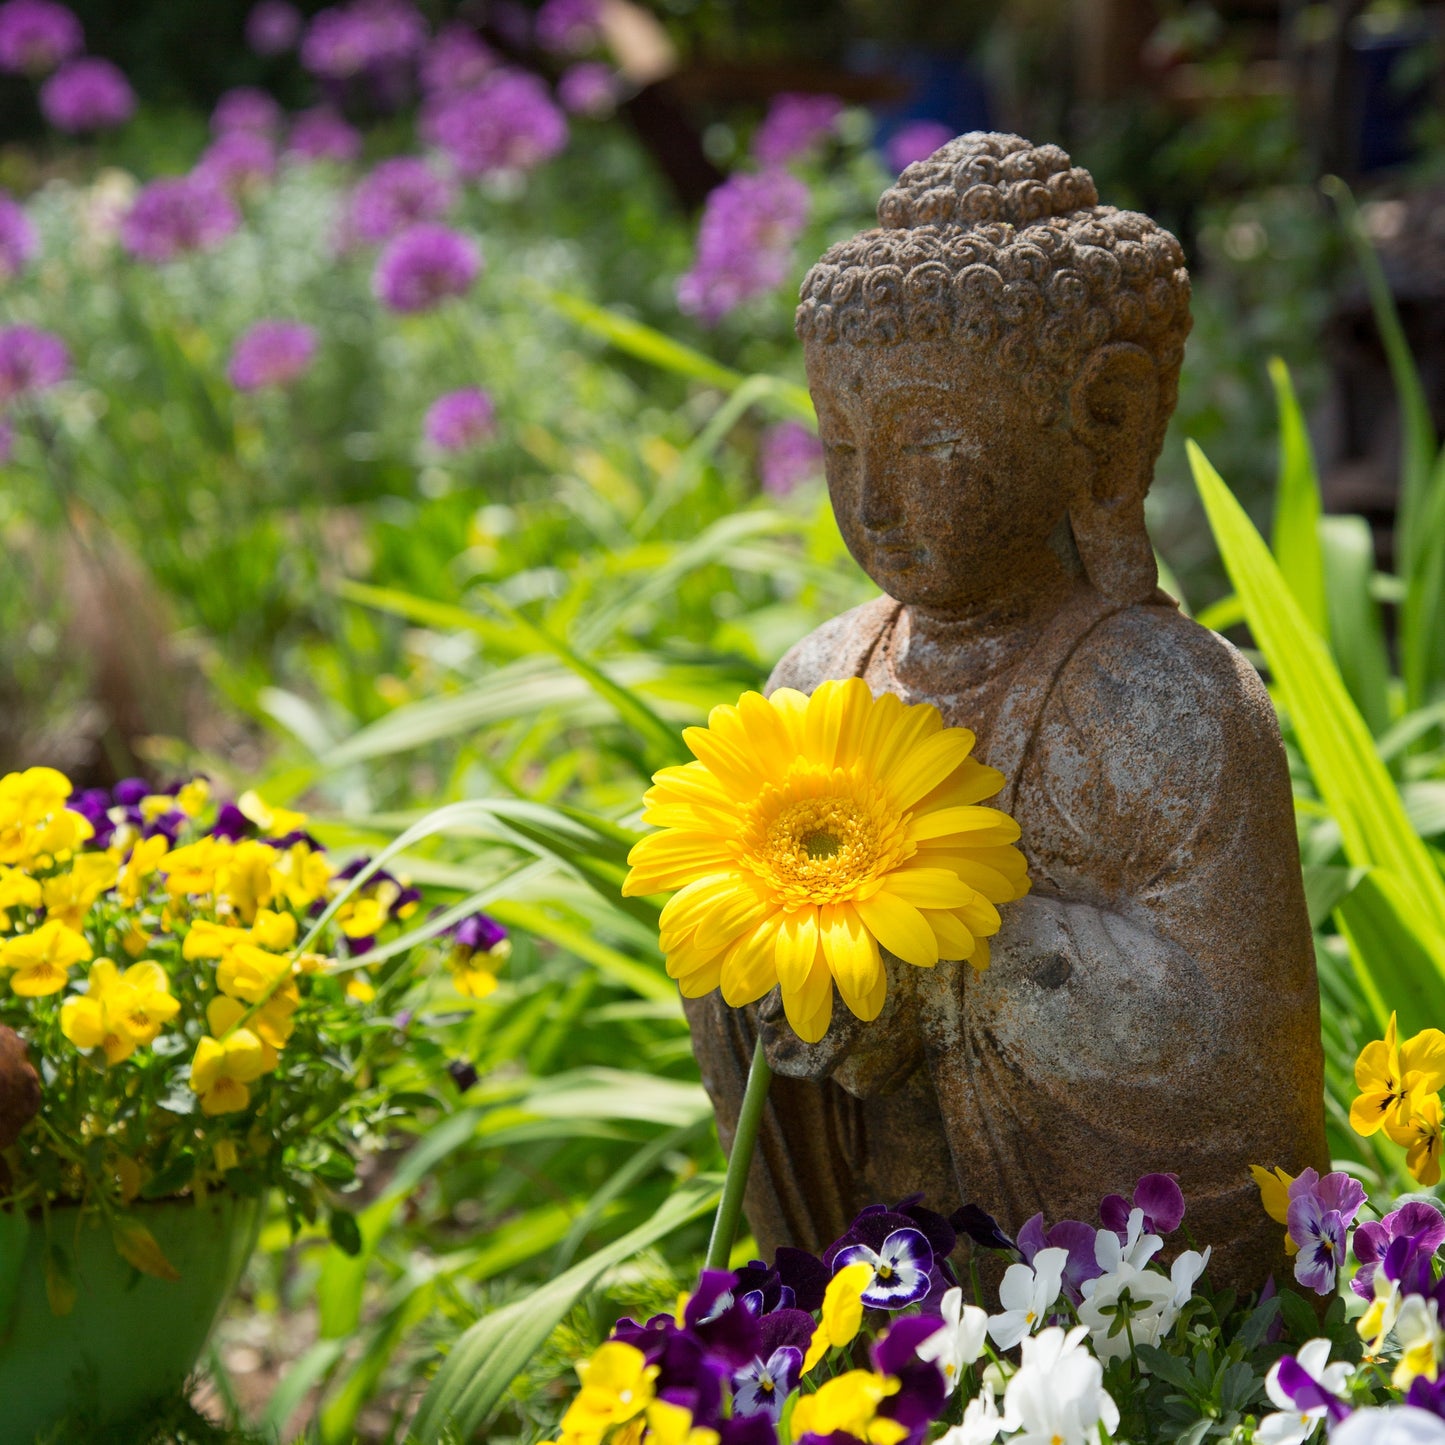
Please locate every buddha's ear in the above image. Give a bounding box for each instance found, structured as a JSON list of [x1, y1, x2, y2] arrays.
[[1066, 343, 1161, 605]]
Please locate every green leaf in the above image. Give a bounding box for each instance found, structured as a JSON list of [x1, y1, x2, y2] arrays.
[[1190, 442, 1445, 952], [1334, 869, 1445, 1035], [410, 1174, 721, 1443], [1319, 516, 1391, 737], [45, 1240, 75, 1317], [1236, 1293, 1281, 1351], [139, 1149, 197, 1200], [1268, 358, 1327, 638], [1277, 1287, 1321, 1345], [1301, 865, 1365, 930], [328, 1209, 362, 1257], [1135, 1343, 1198, 1392]]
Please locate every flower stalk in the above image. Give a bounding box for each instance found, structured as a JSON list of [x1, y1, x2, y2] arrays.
[[704, 1033, 772, 1270]]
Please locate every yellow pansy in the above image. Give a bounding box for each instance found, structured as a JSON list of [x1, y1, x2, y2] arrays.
[[162, 836, 236, 898], [120, 919, 152, 957], [337, 895, 388, 939], [249, 908, 297, 951], [217, 941, 294, 1003], [559, 1341, 658, 1439], [272, 841, 332, 910], [1, 919, 92, 996], [451, 956, 498, 999], [637, 1401, 718, 1445], [0, 866, 42, 928], [206, 995, 285, 1068], [803, 1261, 873, 1371], [1249, 1164, 1299, 1256], [217, 839, 278, 923], [1393, 1295, 1445, 1388], [345, 976, 376, 1002], [41, 854, 118, 930], [182, 918, 251, 962], [238, 789, 308, 837], [1397, 1093, 1445, 1187], [1351, 1012, 1445, 1138], [0, 767, 74, 864], [60, 959, 178, 1064], [189, 1026, 268, 1115], [213, 1138, 239, 1173], [175, 778, 210, 816], [117, 834, 168, 906], [789, 1370, 906, 1445]]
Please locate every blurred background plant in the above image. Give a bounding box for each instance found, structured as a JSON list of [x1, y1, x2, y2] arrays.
[[0, 0, 1443, 1439]]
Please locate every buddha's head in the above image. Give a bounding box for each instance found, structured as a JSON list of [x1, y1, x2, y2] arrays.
[[795, 133, 1192, 613]]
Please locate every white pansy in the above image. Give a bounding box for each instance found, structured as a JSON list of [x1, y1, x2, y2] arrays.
[[937, 1382, 1004, 1445], [987, 1246, 1069, 1352], [1255, 1337, 1353, 1445], [918, 1285, 989, 1395], [1076, 1261, 1177, 1364], [1332, 1406, 1445, 1444], [1393, 1295, 1445, 1388], [1002, 1323, 1120, 1445], [1093, 1205, 1162, 1274], [1170, 1246, 1211, 1310]]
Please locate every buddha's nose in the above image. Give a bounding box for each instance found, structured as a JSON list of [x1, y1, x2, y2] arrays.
[[857, 461, 902, 534]]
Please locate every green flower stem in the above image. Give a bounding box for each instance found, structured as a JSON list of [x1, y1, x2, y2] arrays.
[[704, 1033, 772, 1271]]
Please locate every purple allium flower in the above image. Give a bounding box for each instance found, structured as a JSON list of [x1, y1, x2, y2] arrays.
[[0, 324, 68, 401], [885, 119, 954, 174], [557, 60, 618, 117], [372, 223, 480, 313], [120, 174, 240, 263], [196, 131, 277, 195], [752, 92, 843, 166], [227, 319, 317, 391], [0, 192, 37, 280], [40, 57, 135, 133], [677, 170, 809, 327], [420, 22, 495, 96], [534, 0, 600, 55], [246, 0, 303, 56], [1100, 1172, 1186, 1240], [300, 0, 425, 80], [1354, 1202, 1445, 1300], [285, 106, 362, 164], [421, 71, 568, 178], [758, 420, 822, 496], [0, 0, 80, 75], [0, 419, 13, 465], [833, 1227, 934, 1309], [732, 1347, 800, 1421], [211, 86, 283, 137], [349, 156, 455, 244], [423, 387, 495, 451]]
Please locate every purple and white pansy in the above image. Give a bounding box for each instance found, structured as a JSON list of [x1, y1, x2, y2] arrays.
[[731, 1346, 801, 1420], [833, 1226, 935, 1309]]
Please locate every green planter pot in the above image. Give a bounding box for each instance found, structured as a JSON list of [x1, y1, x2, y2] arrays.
[[0, 1193, 261, 1444]]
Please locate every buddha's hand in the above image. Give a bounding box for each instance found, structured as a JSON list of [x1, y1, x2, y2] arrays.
[[755, 951, 927, 1098]]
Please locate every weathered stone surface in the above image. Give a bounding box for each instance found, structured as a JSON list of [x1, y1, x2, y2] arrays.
[[684, 132, 1327, 1292], [0, 1026, 39, 1151]]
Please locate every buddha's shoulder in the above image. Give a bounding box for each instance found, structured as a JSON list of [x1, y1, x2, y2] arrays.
[[1045, 601, 1284, 782], [765, 594, 899, 695]]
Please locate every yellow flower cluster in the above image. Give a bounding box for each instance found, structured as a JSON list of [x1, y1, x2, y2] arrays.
[[1352, 1012, 1445, 1186]]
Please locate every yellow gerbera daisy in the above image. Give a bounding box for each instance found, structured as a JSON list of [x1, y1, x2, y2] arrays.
[[622, 678, 1029, 1041]]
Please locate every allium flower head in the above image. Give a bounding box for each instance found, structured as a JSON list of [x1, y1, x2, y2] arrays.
[[752, 92, 843, 166], [121, 174, 240, 263], [622, 677, 1030, 1041], [246, 0, 303, 56], [0, 192, 37, 280], [885, 120, 954, 173], [285, 106, 362, 164], [758, 420, 822, 497], [227, 319, 317, 391], [534, 0, 601, 54], [211, 86, 283, 137], [677, 169, 809, 327], [420, 21, 495, 96], [350, 156, 454, 244], [557, 60, 618, 117], [301, 0, 425, 80], [197, 131, 277, 196], [0, 0, 81, 75], [421, 70, 568, 178], [40, 57, 135, 132], [424, 387, 495, 451], [372, 223, 481, 313], [0, 324, 69, 400]]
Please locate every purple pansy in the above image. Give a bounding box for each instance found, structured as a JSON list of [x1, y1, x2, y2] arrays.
[[351, 156, 455, 245], [423, 387, 495, 452], [0, 192, 35, 280], [211, 801, 252, 841], [286, 107, 363, 164], [1288, 1195, 1350, 1295], [212, 86, 283, 137], [1273, 1353, 1352, 1424], [1100, 1172, 1186, 1240], [1354, 1202, 1445, 1300], [227, 319, 317, 392], [770, 1245, 830, 1313], [683, 1268, 764, 1368], [0, 0, 80, 75], [758, 420, 823, 497], [1017, 1213, 1102, 1303], [950, 1203, 1017, 1254], [752, 93, 843, 166], [872, 1313, 949, 1432], [421, 70, 568, 179], [1410, 1376, 1445, 1420], [40, 57, 135, 132], [450, 912, 508, 955], [732, 1346, 800, 1421], [885, 120, 953, 173], [0, 325, 68, 401], [557, 60, 618, 117], [534, 0, 601, 55], [246, 0, 303, 56], [834, 1227, 934, 1309], [197, 131, 277, 195], [677, 169, 809, 326], [420, 22, 496, 95], [372, 223, 480, 313], [121, 175, 239, 263]]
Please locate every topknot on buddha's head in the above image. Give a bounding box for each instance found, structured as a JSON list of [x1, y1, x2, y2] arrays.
[[795, 133, 1192, 435]]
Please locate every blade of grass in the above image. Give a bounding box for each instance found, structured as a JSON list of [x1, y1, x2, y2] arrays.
[[1267, 357, 1328, 638]]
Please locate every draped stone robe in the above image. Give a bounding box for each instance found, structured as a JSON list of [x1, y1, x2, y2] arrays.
[[683, 583, 1328, 1290]]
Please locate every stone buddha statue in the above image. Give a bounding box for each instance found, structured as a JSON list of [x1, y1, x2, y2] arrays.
[[684, 132, 1328, 1291]]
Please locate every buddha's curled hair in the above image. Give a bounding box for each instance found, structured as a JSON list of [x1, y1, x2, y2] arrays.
[[795, 133, 1192, 435]]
